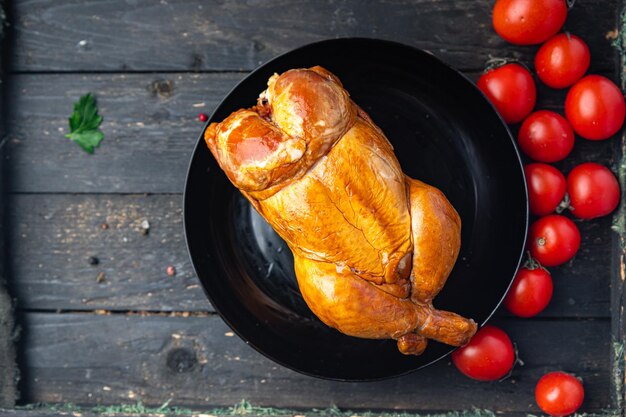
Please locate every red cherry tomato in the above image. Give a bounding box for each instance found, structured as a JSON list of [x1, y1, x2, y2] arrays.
[[451, 324, 515, 381], [535, 33, 590, 89], [504, 267, 553, 317], [525, 163, 566, 216], [567, 162, 620, 219], [477, 63, 536, 124], [536, 371, 584, 416], [528, 215, 580, 267], [492, 0, 567, 45], [518, 110, 575, 162], [565, 75, 626, 140]]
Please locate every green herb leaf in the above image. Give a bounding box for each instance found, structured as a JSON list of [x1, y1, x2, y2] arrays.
[[65, 93, 104, 153], [65, 130, 104, 154]]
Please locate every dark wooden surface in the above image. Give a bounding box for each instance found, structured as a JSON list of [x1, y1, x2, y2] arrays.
[[1, 0, 625, 415], [5, 193, 611, 317], [17, 314, 612, 412], [9, 0, 618, 73], [0, 0, 17, 408]]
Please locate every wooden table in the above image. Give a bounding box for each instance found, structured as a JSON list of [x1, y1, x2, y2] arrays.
[[0, 1, 624, 415]]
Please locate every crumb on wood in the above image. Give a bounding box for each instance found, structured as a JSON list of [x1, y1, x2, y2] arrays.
[[140, 219, 150, 235], [96, 272, 106, 283], [607, 28, 619, 40]]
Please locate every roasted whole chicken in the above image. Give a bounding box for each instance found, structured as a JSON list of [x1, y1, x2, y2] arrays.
[[205, 66, 477, 355]]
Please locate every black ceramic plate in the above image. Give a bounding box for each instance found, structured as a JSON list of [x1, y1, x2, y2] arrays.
[[184, 38, 528, 381]]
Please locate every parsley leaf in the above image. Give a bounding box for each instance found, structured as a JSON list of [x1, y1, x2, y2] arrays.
[[65, 130, 104, 154], [65, 93, 104, 153]]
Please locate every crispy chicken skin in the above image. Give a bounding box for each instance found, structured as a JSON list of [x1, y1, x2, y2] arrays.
[[205, 66, 477, 355]]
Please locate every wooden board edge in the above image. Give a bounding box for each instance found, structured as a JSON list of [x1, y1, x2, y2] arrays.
[[1, 404, 618, 417], [0, 0, 18, 408], [614, 3, 626, 415]]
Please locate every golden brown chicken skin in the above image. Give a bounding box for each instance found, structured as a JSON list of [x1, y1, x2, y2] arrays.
[[205, 66, 477, 355]]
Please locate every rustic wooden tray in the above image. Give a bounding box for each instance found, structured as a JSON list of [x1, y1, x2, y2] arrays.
[[0, 0, 624, 416]]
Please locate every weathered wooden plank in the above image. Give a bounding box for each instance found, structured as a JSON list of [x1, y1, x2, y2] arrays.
[[10, 0, 619, 73], [0, 0, 18, 406], [613, 10, 626, 410], [0, 409, 551, 417], [8, 194, 210, 312], [8, 193, 611, 317], [1, 412, 163, 417], [0, 287, 17, 408], [5, 72, 244, 194], [5, 72, 621, 194], [19, 313, 613, 413]]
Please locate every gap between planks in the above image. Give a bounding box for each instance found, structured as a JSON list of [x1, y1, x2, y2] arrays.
[[15, 308, 214, 317], [8, 70, 251, 76], [7, 192, 184, 196], [14, 308, 612, 322]]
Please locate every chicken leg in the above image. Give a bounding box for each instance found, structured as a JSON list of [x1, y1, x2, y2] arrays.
[[293, 176, 476, 354]]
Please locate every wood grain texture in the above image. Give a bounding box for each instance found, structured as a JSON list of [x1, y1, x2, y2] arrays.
[[0, 163, 18, 408], [19, 313, 613, 413], [0, 0, 18, 405], [612, 139, 626, 415], [5, 72, 621, 194], [3, 0, 623, 413], [0, 288, 17, 407], [5, 72, 244, 194], [613, 16, 626, 411], [7, 193, 611, 317], [1, 412, 167, 417], [10, 0, 619, 73], [0, 410, 553, 417], [8, 194, 210, 312]]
